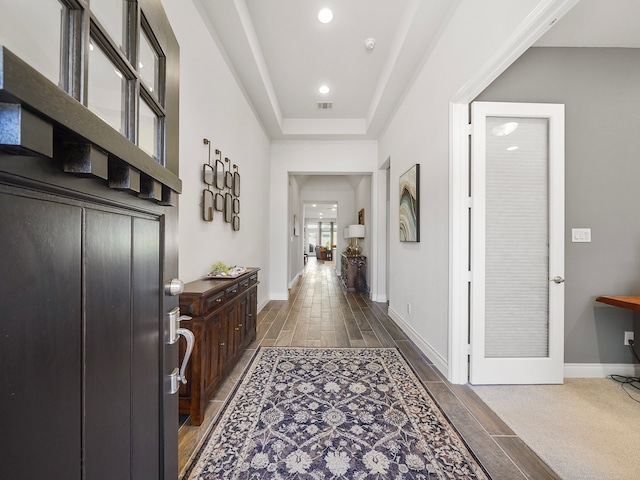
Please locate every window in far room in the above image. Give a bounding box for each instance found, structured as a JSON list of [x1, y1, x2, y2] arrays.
[[320, 222, 335, 249]]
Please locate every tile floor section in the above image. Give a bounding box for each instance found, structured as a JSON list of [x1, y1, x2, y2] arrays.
[[178, 259, 561, 479]]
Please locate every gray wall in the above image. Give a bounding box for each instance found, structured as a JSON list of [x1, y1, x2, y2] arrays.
[[476, 47, 640, 365]]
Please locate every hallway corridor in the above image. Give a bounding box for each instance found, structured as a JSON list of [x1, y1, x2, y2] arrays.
[[179, 259, 560, 479]]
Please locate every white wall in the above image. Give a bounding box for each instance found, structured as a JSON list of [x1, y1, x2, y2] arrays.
[[270, 141, 378, 299], [378, 0, 549, 375], [288, 175, 302, 287], [162, 0, 271, 307], [353, 176, 372, 288], [354, 176, 371, 257]]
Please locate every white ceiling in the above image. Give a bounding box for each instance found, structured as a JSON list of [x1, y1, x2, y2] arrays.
[[195, 0, 640, 141], [196, 0, 455, 140], [304, 202, 338, 221]]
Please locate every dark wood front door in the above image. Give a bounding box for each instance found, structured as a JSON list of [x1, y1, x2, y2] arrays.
[[0, 1, 181, 477], [0, 171, 179, 479]]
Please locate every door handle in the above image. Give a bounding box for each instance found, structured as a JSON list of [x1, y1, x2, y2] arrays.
[[167, 307, 195, 394], [551, 276, 565, 284], [176, 326, 194, 385], [168, 318, 195, 393]]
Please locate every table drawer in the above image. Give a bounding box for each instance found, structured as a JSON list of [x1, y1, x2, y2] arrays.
[[225, 283, 240, 299], [204, 290, 225, 313]]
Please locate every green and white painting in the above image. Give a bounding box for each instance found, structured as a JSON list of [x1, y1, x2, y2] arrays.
[[399, 164, 420, 242]]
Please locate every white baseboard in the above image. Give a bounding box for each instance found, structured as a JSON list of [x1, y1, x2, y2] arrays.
[[564, 363, 639, 378], [385, 309, 640, 382], [257, 298, 269, 313], [387, 306, 448, 377], [371, 293, 387, 303]]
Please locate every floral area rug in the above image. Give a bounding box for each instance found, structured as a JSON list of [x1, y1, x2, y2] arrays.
[[185, 347, 488, 479]]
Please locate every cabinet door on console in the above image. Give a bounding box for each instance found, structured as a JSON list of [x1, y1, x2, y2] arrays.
[[239, 293, 249, 348], [203, 312, 222, 392], [219, 309, 230, 369], [226, 301, 240, 364], [247, 287, 257, 342]]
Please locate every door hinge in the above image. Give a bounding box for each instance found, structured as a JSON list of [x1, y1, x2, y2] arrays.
[[467, 124, 472, 135], [467, 271, 472, 283], [467, 344, 471, 355], [466, 197, 472, 208]]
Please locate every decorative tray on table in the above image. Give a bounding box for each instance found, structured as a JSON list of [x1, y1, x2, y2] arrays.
[[203, 267, 247, 279]]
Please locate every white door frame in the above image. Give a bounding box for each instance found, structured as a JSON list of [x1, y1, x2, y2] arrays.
[[447, 0, 579, 384]]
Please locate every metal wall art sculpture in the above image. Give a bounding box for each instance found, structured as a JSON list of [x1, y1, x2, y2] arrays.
[[202, 138, 240, 230]]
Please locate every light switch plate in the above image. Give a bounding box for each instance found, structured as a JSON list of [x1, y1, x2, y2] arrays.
[[571, 228, 591, 243]]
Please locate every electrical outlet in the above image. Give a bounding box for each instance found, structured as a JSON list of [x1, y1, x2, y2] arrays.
[[624, 331, 634, 345], [406, 303, 411, 314]]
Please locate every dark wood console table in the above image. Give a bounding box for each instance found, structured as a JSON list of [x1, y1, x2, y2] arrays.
[[178, 268, 259, 425], [340, 254, 368, 292]]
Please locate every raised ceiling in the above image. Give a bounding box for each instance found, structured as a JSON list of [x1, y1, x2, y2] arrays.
[[195, 0, 640, 141], [195, 0, 455, 140]]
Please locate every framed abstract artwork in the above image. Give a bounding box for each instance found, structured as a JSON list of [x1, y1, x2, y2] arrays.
[[399, 164, 420, 242]]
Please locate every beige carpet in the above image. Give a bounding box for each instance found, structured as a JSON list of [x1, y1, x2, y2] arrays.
[[471, 378, 640, 480]]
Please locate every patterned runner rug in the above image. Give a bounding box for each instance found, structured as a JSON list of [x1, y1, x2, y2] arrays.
[[185, 347, 488, 479]]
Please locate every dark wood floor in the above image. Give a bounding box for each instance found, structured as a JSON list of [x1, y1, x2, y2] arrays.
[[178, 258, 561, 479]]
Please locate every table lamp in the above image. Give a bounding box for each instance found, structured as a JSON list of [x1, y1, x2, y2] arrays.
[[347, 224, 365, 256]]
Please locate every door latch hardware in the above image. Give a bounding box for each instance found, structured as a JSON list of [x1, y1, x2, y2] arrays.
[[169, 368, 181, 395]]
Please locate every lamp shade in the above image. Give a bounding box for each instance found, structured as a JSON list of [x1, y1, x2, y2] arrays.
[[347, 224, 365, 239]]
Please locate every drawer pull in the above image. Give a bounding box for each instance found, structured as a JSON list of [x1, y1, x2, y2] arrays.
[[238, 324, 242, 327], [216, 298, 222, 303], [220, 342, 225, 346], [235, 327, 239, 331]]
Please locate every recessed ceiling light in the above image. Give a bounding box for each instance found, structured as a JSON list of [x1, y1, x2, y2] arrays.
[[319, 85, 330, 94], [507, 146, 519, 151], [318, 8, 333, 23]]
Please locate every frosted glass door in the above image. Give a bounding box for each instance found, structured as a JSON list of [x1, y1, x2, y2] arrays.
[[470, 102, 565, 385]]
